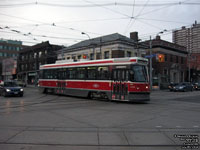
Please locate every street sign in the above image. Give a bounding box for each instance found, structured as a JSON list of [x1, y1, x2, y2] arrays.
[[144, 54, 156, 58]]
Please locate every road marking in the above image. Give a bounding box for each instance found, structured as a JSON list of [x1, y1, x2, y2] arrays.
[[156, 126, 162, 128], [176, 126, 181, 128], [193, 126, 199, 128]]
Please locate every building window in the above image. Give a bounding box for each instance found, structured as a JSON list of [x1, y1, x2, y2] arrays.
[[39, 51, 42, 58], [165, 54, 167, 61], [164, 69, 168, 75], [0, 53, 2, 56], [127, 51, 131, 57], [170, 55, 173, 62], [90, 53, 94, 60], [181, 57, 184, 64], [104, 51, 109, 59], [78, 55, 81, 60], [176, 56, 179, 63], [34, 52, 37, 58], [134, 52, 138, 56]]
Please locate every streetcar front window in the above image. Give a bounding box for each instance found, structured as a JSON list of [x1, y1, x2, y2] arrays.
[[130, 65, 147, 82]]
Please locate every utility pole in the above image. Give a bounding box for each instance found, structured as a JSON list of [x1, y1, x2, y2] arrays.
[[188, 50, 191, 82], [149, 36, 152, 90]]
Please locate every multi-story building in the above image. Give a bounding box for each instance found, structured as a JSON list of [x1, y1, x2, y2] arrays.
[[17, 41, 62, 85], [173, 21, 200, 82], [0, 39, 28, 80], [57, 32, 146, 61], [142, 36, 188, 89], [173, 21, 200, 53]]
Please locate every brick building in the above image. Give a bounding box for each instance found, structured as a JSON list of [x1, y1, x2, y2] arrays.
[[142, 36, 188, 89], [17, 41, 62, 85], [190, 53, 200, 82], [57, 32, 146, 61]]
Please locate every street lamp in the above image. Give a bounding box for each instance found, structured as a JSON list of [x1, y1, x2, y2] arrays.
[[81, 32, 91, 40], [81, 32, 95, 60]]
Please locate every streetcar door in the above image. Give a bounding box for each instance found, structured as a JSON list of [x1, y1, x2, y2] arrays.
[[57, 69, 66, 94], [111, 69, 128, 100]]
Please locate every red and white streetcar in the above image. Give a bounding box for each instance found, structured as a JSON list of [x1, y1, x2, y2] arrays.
[[38, 57, 150, 102]]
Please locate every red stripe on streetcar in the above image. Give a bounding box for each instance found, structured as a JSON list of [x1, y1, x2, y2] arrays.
[[130, 59, 136, 62]]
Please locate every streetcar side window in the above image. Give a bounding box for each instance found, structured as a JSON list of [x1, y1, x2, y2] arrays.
[[44, 69, 56, 79], [58, 69, 67, 79], [68, 68, 76, 79], [77, 68, 86, 79], [97, 66, 109, 80], [87, 67, 97, 80]]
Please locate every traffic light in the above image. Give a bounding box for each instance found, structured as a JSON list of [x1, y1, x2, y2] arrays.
[[157, 54, 165, 62], [82, 54, 87, 59]]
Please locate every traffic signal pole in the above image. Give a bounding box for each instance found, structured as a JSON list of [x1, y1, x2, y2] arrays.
[[149, 36, 152, 91]]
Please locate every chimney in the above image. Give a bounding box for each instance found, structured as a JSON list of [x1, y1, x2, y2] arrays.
[[156, 35, 161, 40], [130, 32, 138, 42]]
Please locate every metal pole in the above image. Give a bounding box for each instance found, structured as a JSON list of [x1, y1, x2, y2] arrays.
[[188, 51, 191, 82], [149, 36, 152, 90]]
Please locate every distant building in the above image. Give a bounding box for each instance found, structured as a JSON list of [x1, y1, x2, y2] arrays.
[[190, 53, 200, 82], [0, 39, 28, 80], [57, 32, 146, 61], [173, 21, 200, 82], [173, 21, 200, 53], [17, 41, 62, 85], [142, 36, 188, 89], [2, 58, 17, 80]]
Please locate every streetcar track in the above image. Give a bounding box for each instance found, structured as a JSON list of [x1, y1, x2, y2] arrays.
[[0, 97, 111, 114]]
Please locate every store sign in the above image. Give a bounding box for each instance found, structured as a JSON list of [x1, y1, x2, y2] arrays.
[[28, 73, 36, 76]]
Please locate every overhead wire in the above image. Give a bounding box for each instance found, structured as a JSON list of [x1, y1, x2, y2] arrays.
[[123, 0, 135, 35], [0, 1, 199, 8], [124, 0, 150, 34], [81, 0, 131, 18]]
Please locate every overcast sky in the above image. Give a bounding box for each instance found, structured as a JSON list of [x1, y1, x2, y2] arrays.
[[0, 0, 200, 46]]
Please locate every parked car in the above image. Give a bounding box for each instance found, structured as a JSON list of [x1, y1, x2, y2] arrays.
[[193, 82, 200, 90], [168, 83, 178, 91], [173, 82, 193, 92], [0, 81, 24, 97], [15, 80, 26, 87]]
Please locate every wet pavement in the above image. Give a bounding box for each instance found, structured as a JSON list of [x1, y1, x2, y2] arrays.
[[0, 88, 200, 150]]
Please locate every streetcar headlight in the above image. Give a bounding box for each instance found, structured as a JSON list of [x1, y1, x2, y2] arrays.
[[146, 86, 149, 89], [6, 89, 11, 92]]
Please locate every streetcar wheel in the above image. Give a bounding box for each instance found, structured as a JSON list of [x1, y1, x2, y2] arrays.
[[89, 92, 95, 99]]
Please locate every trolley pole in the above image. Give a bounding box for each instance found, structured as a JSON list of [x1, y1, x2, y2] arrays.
[[149, 36, 152, 90]]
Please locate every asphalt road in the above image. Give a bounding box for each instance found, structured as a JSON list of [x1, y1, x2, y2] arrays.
[[0, 87, 200, 150]]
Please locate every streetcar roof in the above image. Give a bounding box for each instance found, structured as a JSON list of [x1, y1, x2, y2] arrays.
[[40, 57, 148, 70]]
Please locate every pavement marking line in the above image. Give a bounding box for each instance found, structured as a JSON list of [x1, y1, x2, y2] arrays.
[[155, 126, 162, 128], [176, 126, 181, 128], [193, 126, 199, 128]]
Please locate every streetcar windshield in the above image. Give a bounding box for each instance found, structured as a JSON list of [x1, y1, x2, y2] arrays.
[[130, 65, 148, 82]]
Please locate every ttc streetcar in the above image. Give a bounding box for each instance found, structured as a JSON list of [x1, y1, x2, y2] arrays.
[[38, 57, 150, 102]]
